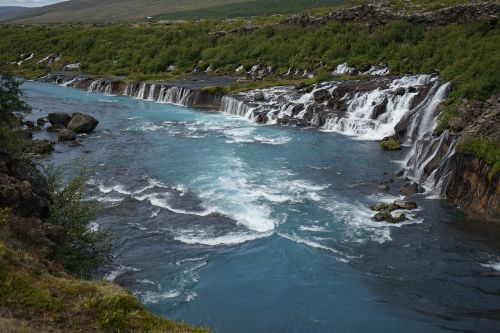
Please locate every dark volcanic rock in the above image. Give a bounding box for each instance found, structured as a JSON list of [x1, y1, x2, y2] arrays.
[[313, 89, 331, 103], [46, 124, 66, 133], [400, 182, 420, 196], [371, 97, 389, 119], [48, 112, 72, 127], [394, 200, 418, 210], [68, 113, 99, 133]]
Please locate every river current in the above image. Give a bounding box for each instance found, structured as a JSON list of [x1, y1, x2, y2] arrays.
[[23, 81, 500, 332]]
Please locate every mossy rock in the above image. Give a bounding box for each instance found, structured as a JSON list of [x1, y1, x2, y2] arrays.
[[380, 138, 401, 151]]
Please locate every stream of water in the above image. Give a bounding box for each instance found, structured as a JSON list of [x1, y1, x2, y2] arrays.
[[23, 81, 500, 333]]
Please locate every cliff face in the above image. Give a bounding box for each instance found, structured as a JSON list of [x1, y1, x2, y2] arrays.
[[446, 153, 500, 221]]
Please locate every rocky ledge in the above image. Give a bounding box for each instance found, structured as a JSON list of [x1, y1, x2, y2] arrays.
[[282, 1, 500, 27]]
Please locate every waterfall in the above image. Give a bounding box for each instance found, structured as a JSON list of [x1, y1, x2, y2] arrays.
[[137, 83, 147, 100], [322, 75, 437, 140], [147, 84, 157, 101], [220, 96, 254, 119]]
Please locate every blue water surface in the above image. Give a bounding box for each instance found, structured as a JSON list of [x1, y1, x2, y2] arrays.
[[22, 81, 500, 333]]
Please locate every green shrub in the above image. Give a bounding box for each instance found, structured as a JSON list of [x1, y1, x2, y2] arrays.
[[44, 165, 112, 278]]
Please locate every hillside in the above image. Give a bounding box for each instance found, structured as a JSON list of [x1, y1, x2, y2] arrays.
[[3, 0, 346, 23], [0, 6, 27, 22]]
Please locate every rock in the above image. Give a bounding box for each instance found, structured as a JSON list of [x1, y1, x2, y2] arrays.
[[394, 200, 418, 210], [254, 92, 265, 101], [400, 182, 420, 196], [291, 104, 304, 116], [58, 129, 77, 141], [23, 139, 54, 155], [313, 89, 331, 103], [67, 113, 99, 133], [69, 140, 82, 147], [46, 124, 65, 133], [48, 112, 72, 127], [393, 213, 407, 222], [373, 210, 394, 222], [407, 86, 417, 93], [371, 97, 388, 119], [20, 129, 33, 139], [36, 117, 48, 126], [395, 87, 406, 96], [448, 117, 466, 132], [256, 113, 269, 124], [278, 115, 290, 125], [370, 202, 398, 212], [45, 224, 67, 245]]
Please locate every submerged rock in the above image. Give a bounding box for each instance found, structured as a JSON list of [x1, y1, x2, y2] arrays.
[[58, 129, 77, 141], [46, 124, 65, 133], [68, 113, 99, 133]]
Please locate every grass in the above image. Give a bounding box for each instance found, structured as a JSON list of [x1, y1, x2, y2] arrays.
[[0, 217, 208, 332], [456, 137, 500, 181]]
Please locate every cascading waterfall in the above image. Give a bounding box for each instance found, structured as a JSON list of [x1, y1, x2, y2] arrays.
[[218, 74, 457, 196], [220, 96, 254, 119]]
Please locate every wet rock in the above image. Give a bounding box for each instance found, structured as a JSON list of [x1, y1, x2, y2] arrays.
[[256, 113, 269, 124], [394, 200, 418, 210], [407, 86, 417, 93], [20, 129, 33, 140], [400, 182, 420, 196], [48, 112, 72, 127], [58, 129, 77, 141], [254, 92, 266, 101], [373, 210, 394, 222], [37, 117, 48, 126], [370, 202, 398, 212], [278, 115, 290, 125], [393, 212, 407, 223], [395, 87, 406, 96], [291, 104, 304, 116], [313, 89, 331, 103], [371, 97, 388, 119], [68, 113, 98, 133]]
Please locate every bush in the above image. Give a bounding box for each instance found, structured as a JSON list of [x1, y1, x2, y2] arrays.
[[44, 165, 111, 278], [380, 138, 401, 151]]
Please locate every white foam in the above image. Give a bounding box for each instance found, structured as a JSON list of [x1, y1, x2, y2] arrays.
[[299, 225, 327, 232], [175, 231, 273, 246], [278, 232, 349, 263], [105, 265, 140, 282], [140, 289, 181, 304], [481, 262, 500, 271]]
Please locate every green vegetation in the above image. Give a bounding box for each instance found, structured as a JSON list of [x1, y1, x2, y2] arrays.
[[456, 137, 500, 180], [380, 137, 401, 151], [45, 166, 112, 278], [0, 72, 30, 157]]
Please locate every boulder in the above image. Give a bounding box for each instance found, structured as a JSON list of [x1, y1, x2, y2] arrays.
[[370, 202, 398, 212], [254, 92, 265, 101], [395, 87, 406, 96], [256, 113, 269, 124], [393, 213, 407, 223], [313, 89, 331, 103], [58, 129, 77, 141], [291, 103, 304, 117], [373, 210, 394, 222], [400, 182, 420, 196], [67, 113, 99, 133], [48, 112, 72, 127], [394, 200, 418, 210]]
